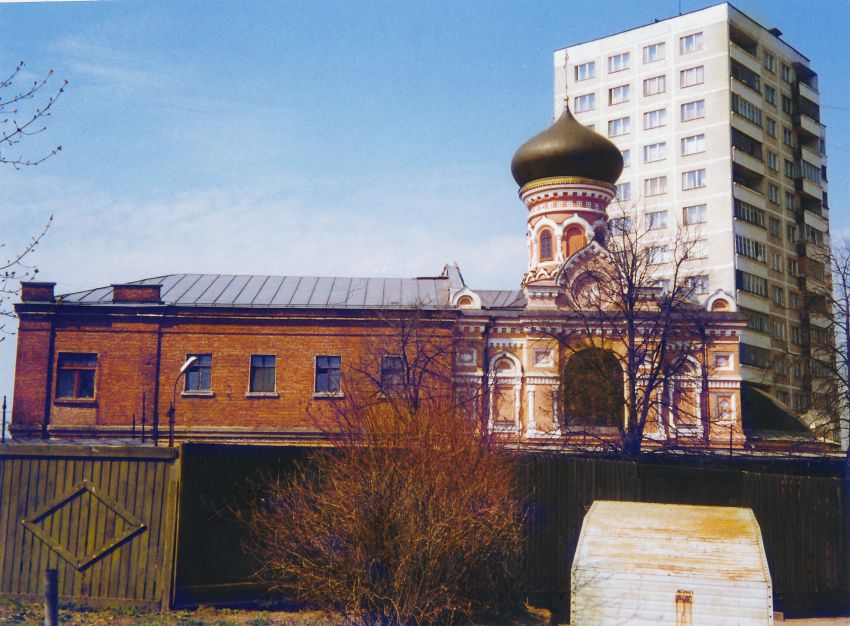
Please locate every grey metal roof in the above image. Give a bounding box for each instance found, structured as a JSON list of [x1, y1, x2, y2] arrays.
[[56, 268, 526, 312]]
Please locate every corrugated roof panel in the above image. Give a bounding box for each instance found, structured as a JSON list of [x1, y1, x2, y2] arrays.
[[179, 274, 219, 304], [363, 278, 385, 306], [269, 276, 300, 305], [199, 275, 237, 304], [328, 277, 352, 306], [346, 277, 369, 306], [232, 275, 269, 305], [309, 277, 335, 306], [217, 275, 251, 305], [383, 278, 402, 306], [289, 276, 319, 306]]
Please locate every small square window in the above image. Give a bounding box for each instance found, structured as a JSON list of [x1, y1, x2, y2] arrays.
[[315, 355, 342, 394], [249, 355, 276, 393], [56, 353, 97, 399], [184, 354, 212, 392]]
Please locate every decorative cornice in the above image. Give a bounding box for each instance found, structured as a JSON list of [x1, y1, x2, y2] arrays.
[[519, 176, 616, 194]]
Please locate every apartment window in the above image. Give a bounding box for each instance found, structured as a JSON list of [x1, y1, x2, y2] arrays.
[[644, 42, 665, 63], [380, 355, 404, 393], [315, 355, 342, 394], [764, 52, 775, 72], [539, 229, 553, 261], [769, 217, 781, 238], [734, 198, 765, 228], [56, 353, 97, 399], [643, 75, 666, 97], [683, 204, 707, 225], [731, 93, 763, 127], [788, 258, 798, 276], [680, 32, 703, 54], [608, 52, 630, 73], [575, 61, 595, 81], [574, 93, 595, 112], [621, 149, 631, 167], [782, 127, 794, 147], [789, 292, 800, 310], [781, 63, 793, 82], [688, 275, 709, 294], [782, 95, 794, 115], [740, 343, 771, 369], [690, 238, 707, 258], [646, 210, 668, 230], [771, 318, 787, 340], [184, 354, 212, 392], [609, 216, 632, 235], [769, 252, 783, 273], [766, 117, 777, 137], [801, 160, 821, 184], [615, 182, 632, 201], [784, 159, 797, 180], [804, 224, 825, 246], [786, 224, 797, 243], [680, 134, 705, 156], [608, 116, 631, 137], [609, 84, 630, 105], [648, 245, 670, 264], [767, 151, 778, 171], [742, 308, 769, 333], [737, 270, 768, 297], [643, 108, 667, 129], [764, 84, 776, 105], [735, 235, 766, 262], [785, 191, 796, 211], [680, 99, 705, 121], [680, 66, 704, 88], [731, 60, 760, 92], [767, 184, 779, 204], [732, 128, 763, 160], [771, 285, 785, 306], [249, 355, 276, 393], [682, 169, 706, 190], [644, 175, 667, 196], [642, 141, 666, 162]]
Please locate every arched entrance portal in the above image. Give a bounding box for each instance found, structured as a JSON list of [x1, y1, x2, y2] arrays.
[[563, 348, 624, 428]]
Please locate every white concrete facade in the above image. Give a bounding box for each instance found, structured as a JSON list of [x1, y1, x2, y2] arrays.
[[555, 3, 829, 410]]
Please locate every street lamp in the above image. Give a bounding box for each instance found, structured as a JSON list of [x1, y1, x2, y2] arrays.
[[167, 356, 197, 448]]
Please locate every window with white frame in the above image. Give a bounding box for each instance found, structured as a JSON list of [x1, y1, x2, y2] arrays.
[[575, 61, 595, 81], [782, 127, 794, 146], [609, 84, 630, 105], [608, 52, 630, 73], [643, 108, 667, 129], [781, 63, 793, 82], [735, 235, 766, 262], [788, 257, 798, 276], [621, 149, 631, 167], [766, 151, 778, 171], [681, 99, 705, 121], [769, 217, 781, 238], [764, 84, 776, 105], [643, 42, 665, 63], [766, 117, 777, 137], [646, 210, 668, 230], [643, 75, 666, 96], [771, 318, 786, 340], [609, 216, 632, 235], [680, 134, 705, 155], [771, 285, 785, 306], [683, 204, 707, 225], [615, 181, 632, 201], [682, 169, 706, 190], [769, 251, 783, 272], [680, 65, 704, 87], [644, 175, 667, 196], [643, 141, 666, 162], [648, 245, 671, 264], [764, 52, 775, 72], [767, 184, 779, 204], [608, 116, 630, 137], [680, 32, 703, 54], [574, 93, 595, 112]]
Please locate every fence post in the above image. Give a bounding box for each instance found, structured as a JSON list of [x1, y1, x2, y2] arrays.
[[44, 568, 58, 626]]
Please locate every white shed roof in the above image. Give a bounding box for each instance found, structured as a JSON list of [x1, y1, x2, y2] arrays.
[[573, 501, 770, 582]]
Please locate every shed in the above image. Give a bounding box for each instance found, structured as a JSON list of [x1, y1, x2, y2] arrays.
[[571, 500, 773, 625]]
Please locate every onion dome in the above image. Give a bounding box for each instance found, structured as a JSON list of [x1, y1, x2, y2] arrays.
[[511, 107, 624, 188]]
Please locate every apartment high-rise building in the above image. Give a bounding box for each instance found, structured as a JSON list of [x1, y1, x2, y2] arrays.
[[556, 2, 830, 420]]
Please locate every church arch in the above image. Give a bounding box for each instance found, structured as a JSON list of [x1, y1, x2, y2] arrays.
[[563, 225, 586, 258], [562, 348, 624, 428]]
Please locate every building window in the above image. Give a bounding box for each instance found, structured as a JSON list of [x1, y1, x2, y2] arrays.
[[56, 353, 97, 399], [680, 65, 704, 88], [742, 308, 769, 333], [734, 198, 765, 227], [648, 245, 670, 264], [643, 108, 667, 129], [785, 191, 796, 211], [731, 60, 760, 92], [767, 184, 779, 204], [315, 355, 342, 394], [731, 93, 763, 127], [683, 204, 707, 225], [682, 169, 706, 190], [764, 52, 775, 72], [249, 355, 276, 393], [737, 270, 768, 297], [574, 93, 595, 112], [735, 235, 766, 262], [642, 141, 666, 162], [680, 99, 705, 121], [800, 160, 821, 184], [771, 318, 786, 340], [380, 355, 404, 393], [539, 229, 553, 261], [771, 285, 785, 306], [644, 175, 667, 197], [767, 151, 778, 171], [732, 128, 763, 160], [782, 95, 794, 115], [766, 117, 777, 137], [609, 216, 632, 234], [608, 52, 630, 73], [764, 84, 776, 105], [646, 210, 668, 230], [621, 149, 631, 167], [786, 224, 797, 243], [608, 116, 630, 137], [769, 252, 783, 273], [643, 75, 666, 96], [680, 32, 703, 54], [769, 217, 781, 238], [784, 159, 797, 179], [575, 61, 595, 81], [789, 290, 799, 308], [781, 63, 793, 82], [184, 354, 212, 392], [643, 42, 665, 63], [615, 182, 631, 201], [782, 127, 794, 147], [680, 134, 705, 155], [609, 84, 630, 105], [791, 325, 802, 345], [688, 275, 709, 294]]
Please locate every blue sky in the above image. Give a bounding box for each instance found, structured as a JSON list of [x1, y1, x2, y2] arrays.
[[1, 0, 849, 408]]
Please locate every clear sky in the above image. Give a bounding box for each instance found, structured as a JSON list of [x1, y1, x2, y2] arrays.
[[1, 0, 848, 410]]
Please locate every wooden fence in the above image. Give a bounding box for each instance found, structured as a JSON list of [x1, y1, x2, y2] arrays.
[[0, 443, 180, 609]]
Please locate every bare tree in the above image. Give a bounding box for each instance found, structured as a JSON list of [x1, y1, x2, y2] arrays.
[[242, 310, 524, 625], [551, 204, 714, 456]]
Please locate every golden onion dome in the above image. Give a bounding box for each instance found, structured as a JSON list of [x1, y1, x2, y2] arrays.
[[511, 107, 624, 188]]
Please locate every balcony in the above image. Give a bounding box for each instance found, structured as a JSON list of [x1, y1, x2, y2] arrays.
[[733, 148, 765, 177], [795, 176, 821, 201], [798, 81, 819, 103], [732, 181, 765, 208], [731, 113, 764, 141], [801, 144, 822, 169], [793, 113, 822, 140], [730, 43, 761, 75]]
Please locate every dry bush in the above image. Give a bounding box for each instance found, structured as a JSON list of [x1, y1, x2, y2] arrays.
[[243, 392, 524, 625]]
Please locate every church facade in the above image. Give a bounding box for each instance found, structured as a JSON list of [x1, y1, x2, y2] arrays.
[[11, 109, 757, 451]]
